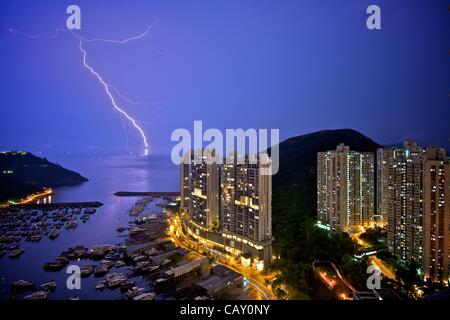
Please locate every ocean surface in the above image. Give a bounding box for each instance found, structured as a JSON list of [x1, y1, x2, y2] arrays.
[[0, 154, 179, 300]]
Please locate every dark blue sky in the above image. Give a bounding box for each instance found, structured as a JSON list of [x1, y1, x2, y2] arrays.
[[0, 0, 449, 155]]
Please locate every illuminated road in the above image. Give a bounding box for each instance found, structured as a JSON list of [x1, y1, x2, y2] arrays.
[[313, 261, 356, 300], [369, 256, 396, 281], [349, 231, 370, 248], [0, 188, 53, 207], [350, 228, 397, 281], [20, 188, 53, 204], [169, 213, 276, 300]]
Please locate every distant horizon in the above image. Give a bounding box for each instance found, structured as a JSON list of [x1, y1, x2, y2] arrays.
[[3, 126, 449, 159]]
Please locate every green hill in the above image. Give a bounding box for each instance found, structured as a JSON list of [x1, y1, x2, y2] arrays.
[[272, 128, 382, 243], [0, 151, 88, 202]]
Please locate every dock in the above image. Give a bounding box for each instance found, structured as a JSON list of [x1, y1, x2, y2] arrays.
[[114, 191, 179, 197], [10, 201, 103, 209]]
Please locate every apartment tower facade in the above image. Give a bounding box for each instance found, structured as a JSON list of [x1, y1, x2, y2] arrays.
[[180, 151, 272, 270], [377, 141, 424, 265], [422, 148, 450, 283], [377, 141, 450, 283], [317, 144, 375, 232]]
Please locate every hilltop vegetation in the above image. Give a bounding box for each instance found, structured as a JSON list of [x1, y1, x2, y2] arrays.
[[0, 151, 88, 202]]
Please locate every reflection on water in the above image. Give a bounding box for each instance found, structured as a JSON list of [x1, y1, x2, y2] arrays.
[[0, 154, 178, 300], [36, 195, 52, 204]]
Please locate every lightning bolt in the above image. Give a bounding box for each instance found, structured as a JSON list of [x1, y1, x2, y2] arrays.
[[110, 85, 142, 105], [78, 23, 156, 44], [4, 26, 155, 155], [70, 31, 149, 154]]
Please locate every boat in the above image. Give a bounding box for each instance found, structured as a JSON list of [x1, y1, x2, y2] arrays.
[[28, 235, 42, 242], [84, 208, 96, 214], [0, 236, 16, 243], [132, 255, 147, 263], [142, 265, 160, 273], [64, 220, 78, 229], [105, 273, 127, 288], [141, 213, 158, 221], [9, 248, 24, 258], [43, 261, 64, 271], [55, 256, 70, 265], [49, 229, 60, 240], [105, 252, 119, 260], [95, 280, 106, 290], [89, 244, 116, 260], [94, 265, 109, 276], [24, 290, 48, 300], [135, 261, 149, 269], [69, 295, 80, 300], [39, 280, 56, 291], [80, 265, 95, 277], [115, 260, 126, 268], [68, 245, 89, 259], [11, 280, 34, 291], [120, 281, 136, 292], [116, 226, 126, 232], [129, 226, 146, 234], [101, 260, 114, 269], [133, 292, 155, 301], [125, 286, 145, 299]]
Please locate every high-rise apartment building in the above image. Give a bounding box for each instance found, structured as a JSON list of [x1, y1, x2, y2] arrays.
[[422, 148, 449, 283], [377, 141, 424, 265], [221, 155, 272, 244], [180, 153, 191, 210], [180, 151, 272, 270], [317, 144, 375, 232], [188, 154, 220, 229], [378, 141, 450, 283]]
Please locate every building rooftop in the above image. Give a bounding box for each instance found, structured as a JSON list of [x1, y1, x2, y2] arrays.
[[198, 272, 243, 295], [212, 264, 238, 277]]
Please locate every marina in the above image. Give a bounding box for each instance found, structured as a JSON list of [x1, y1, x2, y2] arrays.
[[1, 193, 260, 300], [0, 202, 102, 260], [0, 154, 261, 300]]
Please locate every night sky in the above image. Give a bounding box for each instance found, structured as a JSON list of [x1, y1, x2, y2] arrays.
[[0, 0, 449, 155]]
